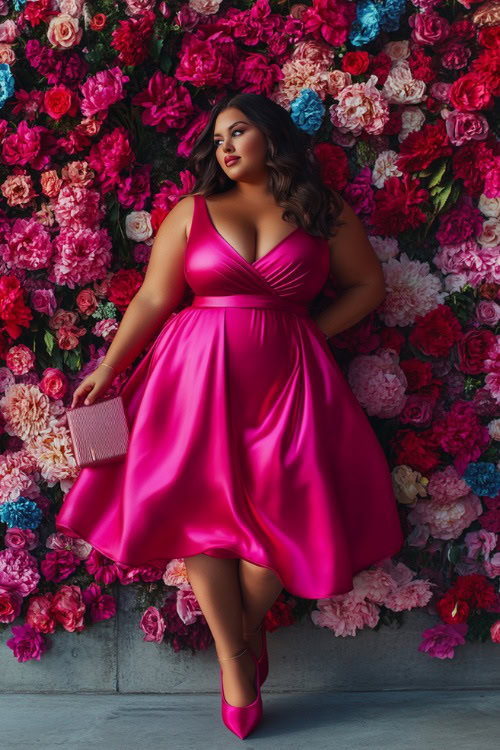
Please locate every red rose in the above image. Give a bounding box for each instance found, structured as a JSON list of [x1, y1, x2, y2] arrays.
[[400, 358, 434, 392], [379, 327, 405, 355], [40, 367, 68, 400], [479, 26, 500, 50], [455, 574, 497, 610], [367, 52, 392, 86], [108, 268, 144, 313], [341, 51, 369, 75], [396, 120, 452, 173], [449, 73, 493, 112], [436, 591, 470, 624], [409, 305, 463, 358], [43, 86, 78, 121], [90, 13, 107, 31], [457, 328, 497, 375], [390, 427, 441, 474], [313, 142, 350, 192]]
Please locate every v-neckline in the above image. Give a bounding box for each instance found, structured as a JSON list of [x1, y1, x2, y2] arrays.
[[201, 194, 301, 267]]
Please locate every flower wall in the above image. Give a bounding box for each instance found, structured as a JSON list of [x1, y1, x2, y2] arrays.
[[0, 0, 499, 664]]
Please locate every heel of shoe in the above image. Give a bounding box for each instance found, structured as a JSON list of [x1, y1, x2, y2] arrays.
[[219, 647, 263, 740]]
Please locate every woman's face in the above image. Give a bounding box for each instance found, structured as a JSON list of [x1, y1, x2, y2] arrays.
[[212, 107, 268, 182]]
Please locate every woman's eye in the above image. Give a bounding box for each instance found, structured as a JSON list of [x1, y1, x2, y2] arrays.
[[214, 130, 243, 146]]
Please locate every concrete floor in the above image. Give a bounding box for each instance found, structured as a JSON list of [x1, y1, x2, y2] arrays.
[[2, 690, 499, 749]]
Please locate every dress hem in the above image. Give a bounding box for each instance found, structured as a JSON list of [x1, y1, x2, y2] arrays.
[[55, 520, 404, 601]]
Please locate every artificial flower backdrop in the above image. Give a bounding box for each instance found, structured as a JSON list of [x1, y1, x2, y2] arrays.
[[0, 0, 499, 663]]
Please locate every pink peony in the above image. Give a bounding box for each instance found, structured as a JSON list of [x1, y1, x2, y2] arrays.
[[0, 217, 53, 271], [48, 226, 112, 290], [132, 72, 194, 132], [379, 253, 445, 327], [6, 623, 49, 662], [0, 548, 40, 597], [408, 491, 483, 540], [80, 66, 130, 118], [311, 589, 380, 637], [41, 549, 81, 582], [418, 622, 468, 659], [347, 349, 408, 418], [330, 75, 390, 136], [176, 583, 204, 625], [87, 126, 136, 194], [383, 579, 435, 611], [52, 185, 106, 229], [81, 582, 117, 623]]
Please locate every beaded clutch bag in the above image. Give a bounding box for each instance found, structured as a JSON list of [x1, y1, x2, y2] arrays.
[[66, 395, 130, 468]]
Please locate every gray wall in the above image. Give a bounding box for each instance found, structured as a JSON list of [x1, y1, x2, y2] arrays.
[[1, 587, 499, 693]]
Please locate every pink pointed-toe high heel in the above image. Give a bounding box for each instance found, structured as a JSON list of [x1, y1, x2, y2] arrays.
[[243, 621, 269, 686], [218, 646, 263, 740]]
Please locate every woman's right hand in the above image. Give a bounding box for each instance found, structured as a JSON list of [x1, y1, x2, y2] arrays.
[[69, 365, 117, 409]]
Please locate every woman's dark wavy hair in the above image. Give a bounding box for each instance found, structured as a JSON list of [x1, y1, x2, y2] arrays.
[[181, 93, 345, 240]]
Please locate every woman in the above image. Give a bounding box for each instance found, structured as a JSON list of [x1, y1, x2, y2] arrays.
[[56, 93, 404, 739]]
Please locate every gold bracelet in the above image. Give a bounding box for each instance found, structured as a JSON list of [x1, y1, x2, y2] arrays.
[[100, 362, 118, 374]]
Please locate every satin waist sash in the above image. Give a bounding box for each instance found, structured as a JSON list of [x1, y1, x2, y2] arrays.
[[191, 294, 310, 317]]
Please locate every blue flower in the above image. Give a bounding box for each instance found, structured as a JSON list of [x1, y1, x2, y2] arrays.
[[463, 462, 500, 499], [0, 63, 15, 110], [0, 497, 43, 529], [290, 88, 325, 135], [349, 0, 407, 48], [13, 0, 27, 10]]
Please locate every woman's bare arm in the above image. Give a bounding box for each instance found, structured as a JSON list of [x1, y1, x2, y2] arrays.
[[99, 198, 191, 374], [312, 199, 386, 339]]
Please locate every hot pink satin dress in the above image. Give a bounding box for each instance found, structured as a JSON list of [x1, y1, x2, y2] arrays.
[[56, 193, 404, 598]]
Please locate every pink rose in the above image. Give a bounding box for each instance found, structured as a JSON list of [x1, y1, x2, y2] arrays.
[[50, 584, 85, 632], [0, 586, 23, 623], [4, 527, 38, 551], [140, 606, 166, 642], [457, 329, 497, 375], [449, 74, 494, 112], [399, 393, 436, 427], [443, 110, 489, 147], [26, 593, 57, 633], [0, 20, 19, 43], [31, 288, 57, 316], [76, 288, 98, 316], [40, 367, 68, 400], [475, 301, 500, 326], [409, 12, 450, 46]]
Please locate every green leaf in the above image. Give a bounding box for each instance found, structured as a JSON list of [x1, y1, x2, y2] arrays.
[[433, 181, 453, 214], [428, 159, 447, 188], [63, 349, 82, 372], [44, 329, 55, 356]]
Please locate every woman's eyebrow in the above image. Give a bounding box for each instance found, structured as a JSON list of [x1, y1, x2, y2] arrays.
[[213, 121, 249, 137]]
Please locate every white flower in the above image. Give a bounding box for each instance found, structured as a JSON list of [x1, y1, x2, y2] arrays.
[[371, 150, 403, 188], [478, 194, 500, 218], [382, 61, 427, 105], [125, 211, 153, 242], [398, 106, 426, 143], [379, 253, 446, 327]]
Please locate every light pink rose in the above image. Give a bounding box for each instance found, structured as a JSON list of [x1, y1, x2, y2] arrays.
[[0, 42, 15, 65], [442, 110, 489, 147], [475, 300, 500, 326], [26, 593, 57, 633], [0, 20, 19, 43], [47, 14, 83, 49]]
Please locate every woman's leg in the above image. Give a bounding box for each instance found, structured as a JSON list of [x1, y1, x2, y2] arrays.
[[184, 553, 257, 707], [239, 560, 284, 659]]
